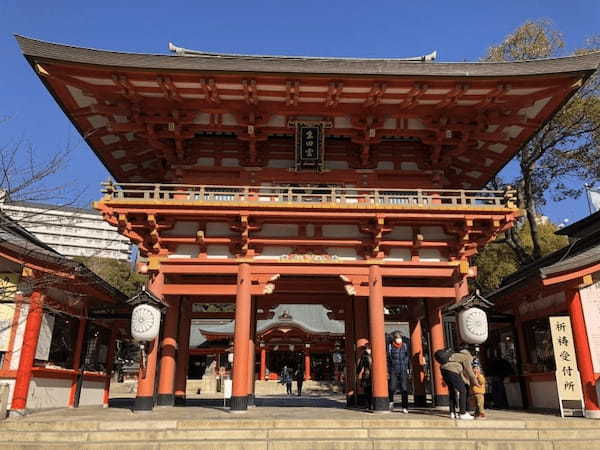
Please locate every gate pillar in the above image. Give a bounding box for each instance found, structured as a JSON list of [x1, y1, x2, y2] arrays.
[[231, 263, 251, 412], [368, 264, 389, 412], [427, 299, 448, 406]]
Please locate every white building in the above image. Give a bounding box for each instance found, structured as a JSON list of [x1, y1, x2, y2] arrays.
[[0, 199, 131, 261]]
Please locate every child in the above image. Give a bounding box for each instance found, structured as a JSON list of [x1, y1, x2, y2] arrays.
[[472, 362, 486, 419]]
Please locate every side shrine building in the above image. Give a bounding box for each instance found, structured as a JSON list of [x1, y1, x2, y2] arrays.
[[15, 36, 600, 413]]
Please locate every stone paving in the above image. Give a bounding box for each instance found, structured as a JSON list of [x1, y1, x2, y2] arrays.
[[6, 393, 586, 423]]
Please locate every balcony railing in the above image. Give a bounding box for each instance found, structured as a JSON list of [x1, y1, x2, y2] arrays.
[[101, 182, 516, 208]]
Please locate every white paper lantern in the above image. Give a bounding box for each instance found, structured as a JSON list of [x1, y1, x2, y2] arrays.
[[131, 304, 161, 342], [458, 307, 488, 344]]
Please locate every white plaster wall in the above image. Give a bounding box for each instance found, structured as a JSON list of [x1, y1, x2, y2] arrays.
[[505, 381, 524, 409], [384, 249, 411, 262], [254, 224, 298, 238], [401, 162, 419, 170], [255, 246, 293, 260], [326, 247, 358, 261], [162, 221, 199, 236], [376, 161, 394, 170], [386, 226, 413, 240], [529, 380, 560, 410], [26, 377, 71, 409], [206, 245, 232, 259], [221, 158, 239, 167], [322, 225, 362, 238], [419, 249, 447, 262], [325, 161, 349, 170], [79, 380, 105, 406], [168, 245, 200, 259], [267, 160, 293, 168], [421, 226, 450, 240], [10, 304, 28, 370], [206, 222, 235, 237], [3, 379, 16, 406]]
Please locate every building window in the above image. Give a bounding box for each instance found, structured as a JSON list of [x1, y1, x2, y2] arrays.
[[522, 317, 556, 373], [83, 324, 111, 372], [46, 315, 78, 369]]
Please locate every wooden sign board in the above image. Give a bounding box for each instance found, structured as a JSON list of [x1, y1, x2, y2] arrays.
[[292, 121, 325, 171], [549, 316, 585, 417]]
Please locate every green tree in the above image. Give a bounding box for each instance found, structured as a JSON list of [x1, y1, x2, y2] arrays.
[[75, 256, 147, 297], [484, 20, 600, 263], [474, 218, 568, 292]]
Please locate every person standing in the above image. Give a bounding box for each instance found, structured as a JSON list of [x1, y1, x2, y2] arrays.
[[281, 365, 293, 395], [441, 348, 479, 420], [472, 362, 487, 418], [356, 339, 373, 409], [387, 331, 410, 413], [294, 365, 304, 396]]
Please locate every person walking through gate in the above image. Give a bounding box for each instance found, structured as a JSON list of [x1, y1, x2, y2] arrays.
[[294, 365, 304, 396], [281, 365, 293, 395], [440, 348, 480, 420], [356, 339, 373, 410], [387, 331, 410, 413]]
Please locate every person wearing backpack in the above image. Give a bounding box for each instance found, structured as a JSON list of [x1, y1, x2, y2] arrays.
[[387, 331, 410, 413], [440, 348, 480, 420]]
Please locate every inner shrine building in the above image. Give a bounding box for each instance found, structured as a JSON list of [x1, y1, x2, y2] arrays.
[[16, 36, 600, 412]]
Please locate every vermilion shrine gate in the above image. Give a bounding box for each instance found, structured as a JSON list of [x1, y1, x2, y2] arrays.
[[17, 36, 600, 412]]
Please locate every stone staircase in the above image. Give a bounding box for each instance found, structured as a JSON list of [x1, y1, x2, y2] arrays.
[[1, 417, 599, 449]]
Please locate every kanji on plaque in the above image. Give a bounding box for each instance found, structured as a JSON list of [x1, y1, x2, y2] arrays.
[[294, 122, 325, 171], [549, 316, 584, 417]]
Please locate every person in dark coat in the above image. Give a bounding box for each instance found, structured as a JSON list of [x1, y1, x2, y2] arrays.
[[356, 339, 373, 410], [281, 365, 293, 395], [294, 366, 304, 396], [387, 331, 410, 413]]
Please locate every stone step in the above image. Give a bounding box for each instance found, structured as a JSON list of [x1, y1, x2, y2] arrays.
[[2, 418, 599, 432], [4, 439, 600, 450]]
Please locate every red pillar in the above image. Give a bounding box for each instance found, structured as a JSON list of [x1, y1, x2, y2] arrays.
[[568, 289, 600, 418], [10, 291, 44, 413], [174, 298, 191, 405], [103, 327, 117, 407], [231, 263, 251, 412], [259, 344, 267, 381], [133, 272, 164, 412], [304, 346, 311, 381], [427, 299, 448, 406], [409, 316, 427, 407], [247, 297, 256, 406], [157, 296, 180, 406], [344, 303, 356, 405], [68, 316, 87, 407], [368, 264, 389, 412]]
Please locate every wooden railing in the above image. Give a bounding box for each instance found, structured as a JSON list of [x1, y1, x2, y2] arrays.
[[101, 182, 516, 208]]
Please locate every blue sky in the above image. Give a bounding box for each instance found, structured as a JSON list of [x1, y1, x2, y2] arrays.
[[1, 1, 598, 223]]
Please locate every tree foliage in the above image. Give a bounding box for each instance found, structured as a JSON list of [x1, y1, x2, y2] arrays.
[[474, 218, 568, 292], [75, 256, 147, 297], [483, 20, 600, 262]]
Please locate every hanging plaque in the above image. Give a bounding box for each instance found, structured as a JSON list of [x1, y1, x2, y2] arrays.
[[293, 122, 325, 171]]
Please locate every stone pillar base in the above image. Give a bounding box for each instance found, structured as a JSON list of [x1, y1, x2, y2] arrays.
[[413, 394, 427, 407], [174, 395, 186, 406], [372, 396, 390, 413], [434, 394, 449, 406], [230, 395, 248, 412], [585, 409, 600, 419], [157, 393, 174, 406], [133, 396, 154, 412]]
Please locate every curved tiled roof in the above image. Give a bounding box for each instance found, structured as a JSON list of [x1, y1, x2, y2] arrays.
[[16, 35, 600, 78]]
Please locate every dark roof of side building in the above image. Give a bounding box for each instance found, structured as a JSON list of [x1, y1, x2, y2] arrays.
[[0, 210, 127, 302], [16, 35, 600, 78]]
